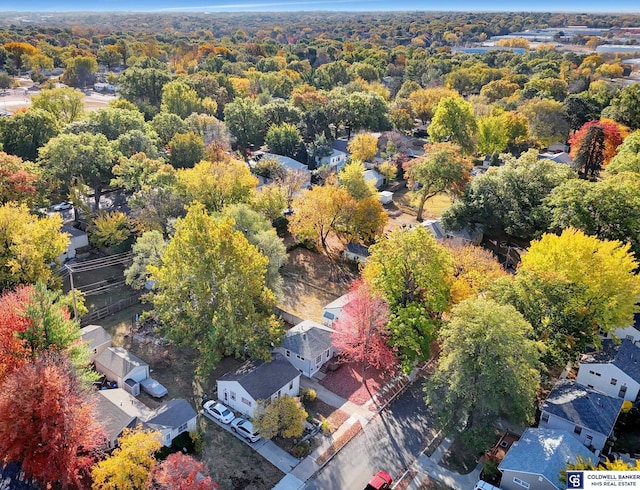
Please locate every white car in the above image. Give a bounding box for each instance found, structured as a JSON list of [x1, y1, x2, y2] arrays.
[[203, 401, 234, 424], [52, 201, 73, 211], [231, 417, 261, 443]]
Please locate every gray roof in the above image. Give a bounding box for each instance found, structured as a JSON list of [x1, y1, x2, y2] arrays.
[[282, 320, 334, 359], [346, 242, 370, 258], [146, 399, 196, 430], [80, 325, 112, 351], [219, 352, 300, 401], [332, 139, 349, 153], [422, 219, 446, 240], [498, 428, 595, 488], [541, 379, 623, 437], [94, 392, 137, 442], [61, 225, 87, 238], [94, 346, 148, 378], [263, 153, 309, 173], [581, 339, 640, 383]]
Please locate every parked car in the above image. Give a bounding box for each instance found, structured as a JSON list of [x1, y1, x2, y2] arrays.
[[365, 471, 392, 490], [230, 417, 261, 443], [203, 401, 234, 424], [139, 377, 168, 398], [52, 201, 73, 211]]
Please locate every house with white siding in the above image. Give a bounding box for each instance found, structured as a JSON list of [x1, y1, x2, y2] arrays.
[[538, 379, 623, 455], [94, 346, 149, 396], [80, 324, 112, 362], [276, 320, 338, 378], [217, 353, 301, 418], [321, 293, 354, 327], [576, 339, 640, 401], [602, 313, 640, 345]]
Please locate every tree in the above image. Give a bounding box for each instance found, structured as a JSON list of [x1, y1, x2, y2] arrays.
[[223, 97, 265, 151], [177, 157, 257, 212], [563, 456, 639, 477], [129, 188, 187, 237], [428, 97, 477, 155], [442, 150, 576, 240], [114, 130, 160, 159], [3, 41, 37, 71], [186, 113, 231, 149], [161, 79, 203, 119], [519, 97, 569, 147], [97, 46, 122, 69], [332, 280, 397, 378], [31, 87, 85, 126], [1, 108, 58, 161], [606, 129, 640, 176], [85, 107, 147, 141], [572, 123, 605, 179], [62, 55, 98, 88], [125, 231, 166, 290], [404, 143, 470, 222], [603, 83, 640, 130], [111, 153, 176, 192], [149, 203, 282, 374], [340, 196, 388, 244], [562, 93, 602, 132], [426, 298, 541, 452], [363, 227, 454, 371], [147, 453, 218, 490], [253, 396, 308, 440], [0, 203, 68, 289], [90, 211, 132, 251], [476, 115, 509, 156], [253, 184, 287, 222], [519, 228, 640, 335], [38, 132, 115, 210], [569, 120, 626, 168], [347, 133, 378, 162], [92, 426, 161, 490], [265, 123, 302, 159], [339, 160, 375, 200], [409, 87, 461, 123], [167, 132, 205, 169], [117, 59, 171, 118], [0, 151, 42, 206], [0, 354, 107, 489], [150, 112, 188, 146], [288, 185, 351, 251]]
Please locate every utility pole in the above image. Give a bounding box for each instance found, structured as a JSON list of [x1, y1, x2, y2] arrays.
[[66, 263, 78, 320]]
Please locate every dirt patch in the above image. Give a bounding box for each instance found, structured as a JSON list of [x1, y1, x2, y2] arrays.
[[319, 361, 391, 406], [439, 436, 480, 474], [304, 398, 349, 433]]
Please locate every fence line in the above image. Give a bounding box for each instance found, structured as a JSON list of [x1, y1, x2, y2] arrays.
[[79, 293, 141, 326], [273, 306, 304, 326]]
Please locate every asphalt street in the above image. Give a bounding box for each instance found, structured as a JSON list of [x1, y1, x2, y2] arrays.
[[305, 378, 433, 490]]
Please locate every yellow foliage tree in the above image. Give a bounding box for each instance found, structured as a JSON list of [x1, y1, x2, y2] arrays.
[[347, 133, 379, 162], [253, 396, 308, 440], [92, 426, 162, 490], [90, 211, 132, 250], [409, 87, 461, 123], [339, 160, 376, 200], [446, 243, 507, 304]]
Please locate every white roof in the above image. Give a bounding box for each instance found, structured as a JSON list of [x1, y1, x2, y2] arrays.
[[263, 153, 309, 173], [324, 293, 353, 310]]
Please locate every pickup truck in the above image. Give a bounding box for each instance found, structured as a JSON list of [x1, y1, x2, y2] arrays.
[[365, 471, 392, 490]]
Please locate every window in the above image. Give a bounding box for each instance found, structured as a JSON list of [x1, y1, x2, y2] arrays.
[[513, 477, 530, 489], [289, 381, 293, 390], [611, 378, 618, 386], [574, 426, 582, 435], [241, 397, 252, 407], [541, 413, 549, 423], [316, 355, 321, 366], [627, 335, 634, 341], [588, 384, 594, 389], [325, 350, 330, 359], [178, 423, 188, 433], [165, 434, 171, 444], [586, 435, 593, 447], [230, 391, 236, 401], [589, 370, 601, 377], [286, 350, 290, 358]]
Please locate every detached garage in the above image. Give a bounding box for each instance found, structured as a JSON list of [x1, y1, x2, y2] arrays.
[[94, 346, 149, 397]]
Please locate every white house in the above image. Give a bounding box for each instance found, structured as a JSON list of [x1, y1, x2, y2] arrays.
[[217, 353, 301, 418], [276, 320, 338, 378], [603, 313, 640, 345], [421, 218, 483, 245], [343, 242, 370, 264], [316, 149, 347, 171], [498, 428, 596, 490], [94, 347, 150, 397], [262, 153, 311, 188], [538, 151, 574, 166], [363, 169, 385, 189], [576, 339, 640, 401], [58, 225, 89, 262], [539, 379, 623, 454], [95, 389, 197, 448], [321, 293, 353, 327], [80, 324, 112, 362]]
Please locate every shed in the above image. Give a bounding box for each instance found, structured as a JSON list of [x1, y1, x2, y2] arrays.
[[378, 191, 393, 205], [80, 324, 112, 362], [321, 293, 353, 327], [58, 225, 89, 262], [344, 242, 370, 264], [94, 346, 149, 396]]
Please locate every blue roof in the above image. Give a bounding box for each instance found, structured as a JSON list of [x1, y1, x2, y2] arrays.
[[582, 339, 640, 384], [541, 379, 623, 437], [499, 428, 595, 488]]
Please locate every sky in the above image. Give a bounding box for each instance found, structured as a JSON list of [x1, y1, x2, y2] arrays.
[[4, 0, 640, 13]]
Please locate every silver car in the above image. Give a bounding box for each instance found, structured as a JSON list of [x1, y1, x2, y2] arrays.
[[231, 417, 261, 443]]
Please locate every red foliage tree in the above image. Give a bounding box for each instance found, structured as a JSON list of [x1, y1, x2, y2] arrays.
[[147, 453, 218, 490], [0, 354, 107, 489], [0, 285, 32, 382], [331, 279, 398, 378], [569, 120, 627, 166], [0, 151, 40, 205]]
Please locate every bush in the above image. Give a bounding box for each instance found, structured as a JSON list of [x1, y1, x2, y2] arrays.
[[190, 429, 205, 455], [301, 388, 317, 404], [290, 441, 311, 458], [320, 418, 332, 435]]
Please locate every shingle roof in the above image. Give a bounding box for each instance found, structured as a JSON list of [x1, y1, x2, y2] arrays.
[[263, 153, 309, 173], [541, 379, 623, 436], [498, 428, 596, 488], [61, 225, 87, 238], [146, 399, 196, 430], [218, 353, 300, 401], [94, 346, 148, 379], [80, 324, 112, 351], [324, 293, 353, 311], [94, 391, 138, 442], [421, 219, 446, 240], [282, 320, 334, 359], [581, 339, 640, 383]]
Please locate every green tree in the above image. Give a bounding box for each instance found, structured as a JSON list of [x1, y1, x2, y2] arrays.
[[426, 298, 541, 451], [405, 142, 470, 222], [168, 132, 205, 169], [111, 152, 176, 192], [339, 160, 375, 200], [223, 97, 265, 151], [476, 115, 509, 156], [125, 230, 166, 290], [117, 58, 172, 118], [562, 93, 603, 132], [2, 108, 58, 161], [253, 396, 307, 440], [150, 112, 188, 146], [31, 87, 85, 126], [363, 227, 454, 371], [253, 184, 288, 222], [161, 79, 203, 119], [603, 83, 640, 130], [85, 107, 147, 141], [113, 130, 159, 159], [265, 123, 302, 159], [149, 203, 282, 374], [428, 97, 477, 155], [606, 130, 640, 176], [519, 97, 569, 147], [62, 55, 98, 88]]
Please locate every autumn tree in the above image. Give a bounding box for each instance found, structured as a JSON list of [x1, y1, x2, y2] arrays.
[[149, 203, 282, 374], [569, 120, 626, 168], [339, 196, 388, 244], [62, 55, 98, 88], [363, 227, 454, 372], [92, 426, 161, 490], [519, 97, 569, 147], [161, 79, 203, 119], [90, 211, 133, 251], [1, 108, 58, 161], [572, 123, 605, 179], [476, 115, 509, 156], [339, 160, 375, 200], [265, 122, 302, 159], [332, 280, 397, 381], [0, 151, 42, 206], [253, 396, 308, 440], [125, 231, 167, 291], [168, 132, 205, 169], [446, 243, 507, 304], [147, 453, 218, 490], [253, 184, 288, 222], [3, 41, 37, 71], [428, 97, 477, 155], [426, 298, 541, 452], [111, 153, 176, 192], [409, 87, 460, 123], [347, 133, 379, 162], [0, 354, 107, 489], [129, 188, 188, 237], [405, 142, 470, 222], [0, 203, 68, 289], [31, 87, 85, 126]]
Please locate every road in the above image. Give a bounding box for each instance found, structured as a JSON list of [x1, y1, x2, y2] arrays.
[[305, 378, 435, 490]]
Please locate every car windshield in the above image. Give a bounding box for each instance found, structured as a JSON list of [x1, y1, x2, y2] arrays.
[[221, 408, 231, 416]]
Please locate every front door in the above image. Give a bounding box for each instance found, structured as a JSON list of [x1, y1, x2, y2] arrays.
[[619, 385, 628, 398]]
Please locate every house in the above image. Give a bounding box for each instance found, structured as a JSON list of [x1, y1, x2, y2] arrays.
[[217, 352, 301, 418], [58, 225, 89, 262], [94, 347, 150, 396], [95, 389, 197, 448], [498, 428, 596, 490], [605, 313, 640, 345], [276, 320, 338, 378], [262, 153, 311, 188], [332, 139, 349, 155], [363, 169, 385, 189], [539, 379, 623, 454], [322, 293, 353, 327], [316, 149, 347, 171], [344, 242, 370, 264], [421, 218, 483, 245], [576, 339, 640, 401], [538, 151, 574, 166], [80, 324, 112, 361]]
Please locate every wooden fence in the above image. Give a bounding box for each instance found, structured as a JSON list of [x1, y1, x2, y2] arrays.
[[274, 306, 304, 326], [79, 293, 141, 326]]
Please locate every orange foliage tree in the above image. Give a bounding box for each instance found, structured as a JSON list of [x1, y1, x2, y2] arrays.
[[569, 119, 628, 166], [147, 453, 218, 490]]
